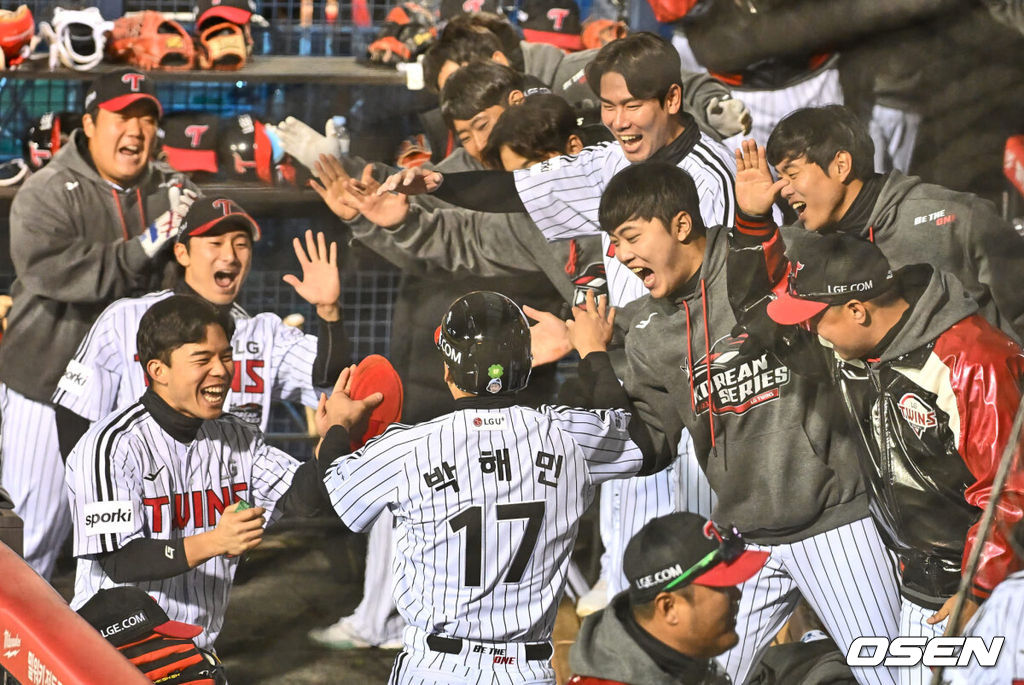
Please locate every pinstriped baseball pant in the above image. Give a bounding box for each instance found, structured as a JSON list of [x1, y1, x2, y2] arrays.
[[0, 384, 68, 580], [718, 517, 902, 685]]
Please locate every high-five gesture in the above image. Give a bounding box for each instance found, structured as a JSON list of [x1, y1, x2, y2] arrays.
[[311, 153, 359, 221], [377, 166, 443, 196], [734, 139, 787, 217], [342, 164, 411, 228], [566, 290, 616, 359], [283, 229, 341, 322], [315, 364, 384, 455]]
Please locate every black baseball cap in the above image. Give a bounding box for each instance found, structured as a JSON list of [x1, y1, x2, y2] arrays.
[[77, 586, 203, 647], [194, 0, 256, 29], [767, 234, 896, 326], [84, 69, 162, 119], [176, 195, 262, 243], [520, 0, 584, 51], [624, 512, 768, 605]]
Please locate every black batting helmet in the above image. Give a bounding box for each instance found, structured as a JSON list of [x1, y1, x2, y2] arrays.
[[435, 291, 532, 395]]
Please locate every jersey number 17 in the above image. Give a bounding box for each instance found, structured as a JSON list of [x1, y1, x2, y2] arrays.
[[448, 501, 545, 587]]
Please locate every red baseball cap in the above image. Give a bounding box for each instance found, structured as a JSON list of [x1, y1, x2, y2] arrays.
[[194, 0, 256, 29], [84, 69, 162, 119]]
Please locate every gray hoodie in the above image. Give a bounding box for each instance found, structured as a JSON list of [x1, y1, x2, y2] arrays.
[[617, 226, 867, 544], [839, 170, 1024, 343], [1, 130, 196, 401]]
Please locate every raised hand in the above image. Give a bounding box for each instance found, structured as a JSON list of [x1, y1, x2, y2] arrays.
[[377, 166, 443, 196], [523, 305, 572, 367], [566, 290, 615, 358], [342, 164, 410, 228], [734, 139, 786, 217], [282, 229, 341, 321], [315, 364, 384, 440], [271, 116, 342, 172], [311, 153, 359, 221]]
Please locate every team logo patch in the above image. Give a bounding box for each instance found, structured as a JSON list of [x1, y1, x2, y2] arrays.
[[686, 335, 790, 415], [229, 402, 262, 426], [897, 393, 937, 437], [83, 500, 135, 536], [471, 413, 508, 430], [572, 262, 608, 307], [57, 359, 92, 396]]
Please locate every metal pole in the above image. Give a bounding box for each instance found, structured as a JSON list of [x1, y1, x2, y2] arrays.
[[930, 395, 1024, 685]]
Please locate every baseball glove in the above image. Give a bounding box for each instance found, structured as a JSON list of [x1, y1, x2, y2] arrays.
[[108, 11, 195, 71], [196, 21, 248, 70], [366, 3, 437, 66], [0, 5, 34, 70]]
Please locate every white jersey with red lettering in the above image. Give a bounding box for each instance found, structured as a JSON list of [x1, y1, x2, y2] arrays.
[[52, 289, 320, 429], [66, 403, 300, 650], [512, 134, 736, 308], [324, 402, 643, 684]]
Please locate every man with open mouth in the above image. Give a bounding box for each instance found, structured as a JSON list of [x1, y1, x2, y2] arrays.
[[0, 69, 200, 581], [64, 294, 383, 656], [53, 195, 352, 457], [766, 105, 1024, 344]]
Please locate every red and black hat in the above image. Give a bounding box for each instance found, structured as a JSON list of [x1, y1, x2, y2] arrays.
[[193, 0, 256, 30], [519, 0, 583, 51], [23, 111, 81, 171], [160, 113, 221, 174], [77, 586, 203, 648], [766, 233, 895, 326], [84, 69, 162, 118], [176, 195, 261, 243], [624, 512, 768, 605], [218, 113, 274, 184]]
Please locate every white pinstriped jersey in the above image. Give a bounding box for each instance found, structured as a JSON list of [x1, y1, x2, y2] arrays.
[[513, 134, 736, 307], [945, 569, 1024, 684], [324, 403, 643, 643], [51, 290, 321, 430], [65, 403, 300, 650]]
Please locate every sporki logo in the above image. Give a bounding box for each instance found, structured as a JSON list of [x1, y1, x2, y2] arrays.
[[845, 636, 1004, 668], [897, 393, 937, 437], [83, 500, 135, 536]]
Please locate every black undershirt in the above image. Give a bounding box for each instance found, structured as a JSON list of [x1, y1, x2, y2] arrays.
[[829, 173, 885, 237]]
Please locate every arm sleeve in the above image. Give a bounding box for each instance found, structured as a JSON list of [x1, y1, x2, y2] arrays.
[[266, 314, 321, 408], [9, 183, 151, 305], [953, 349, 1024, 602], [312, 317, 352, 388], [51, 304, 126, 420], [431, 170, 526, 213], [512, 144, 615, 241], [55, 406, 91, 462], [577, 351, 674, 476], [273, 457, 333, 518], [349, 205, 558, 281], [67, 432, 148, 557], [547, 404, 645, 485], [97, 537, 189, 583], [322, 428, 404, 533], [683, 0, 958, 73], [247, 430, 302, 525], [965, 199, 1024, 344]]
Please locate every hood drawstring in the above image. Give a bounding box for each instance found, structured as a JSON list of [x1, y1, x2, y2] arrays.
[[868, 226, 875, 243], [110, 188, 148, 242], [700, 280, 717, 453], [683, 280, 718, 455], [564, 239, 579, 276]]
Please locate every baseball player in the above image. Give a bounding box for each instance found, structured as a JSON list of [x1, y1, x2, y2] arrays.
[[0, 69, 198, 580], [563, 161, 902, 685], [379, 32, 729, 612], [52, 195, 350, 453], [317, 291, 668, 684], [65, 295, 382, 652]]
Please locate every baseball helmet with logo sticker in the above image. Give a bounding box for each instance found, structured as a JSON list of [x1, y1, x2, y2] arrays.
[[435, 290, 531, 395]]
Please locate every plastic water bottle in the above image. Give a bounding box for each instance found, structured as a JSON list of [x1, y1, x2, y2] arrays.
[[332, 116, 350, 156]]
